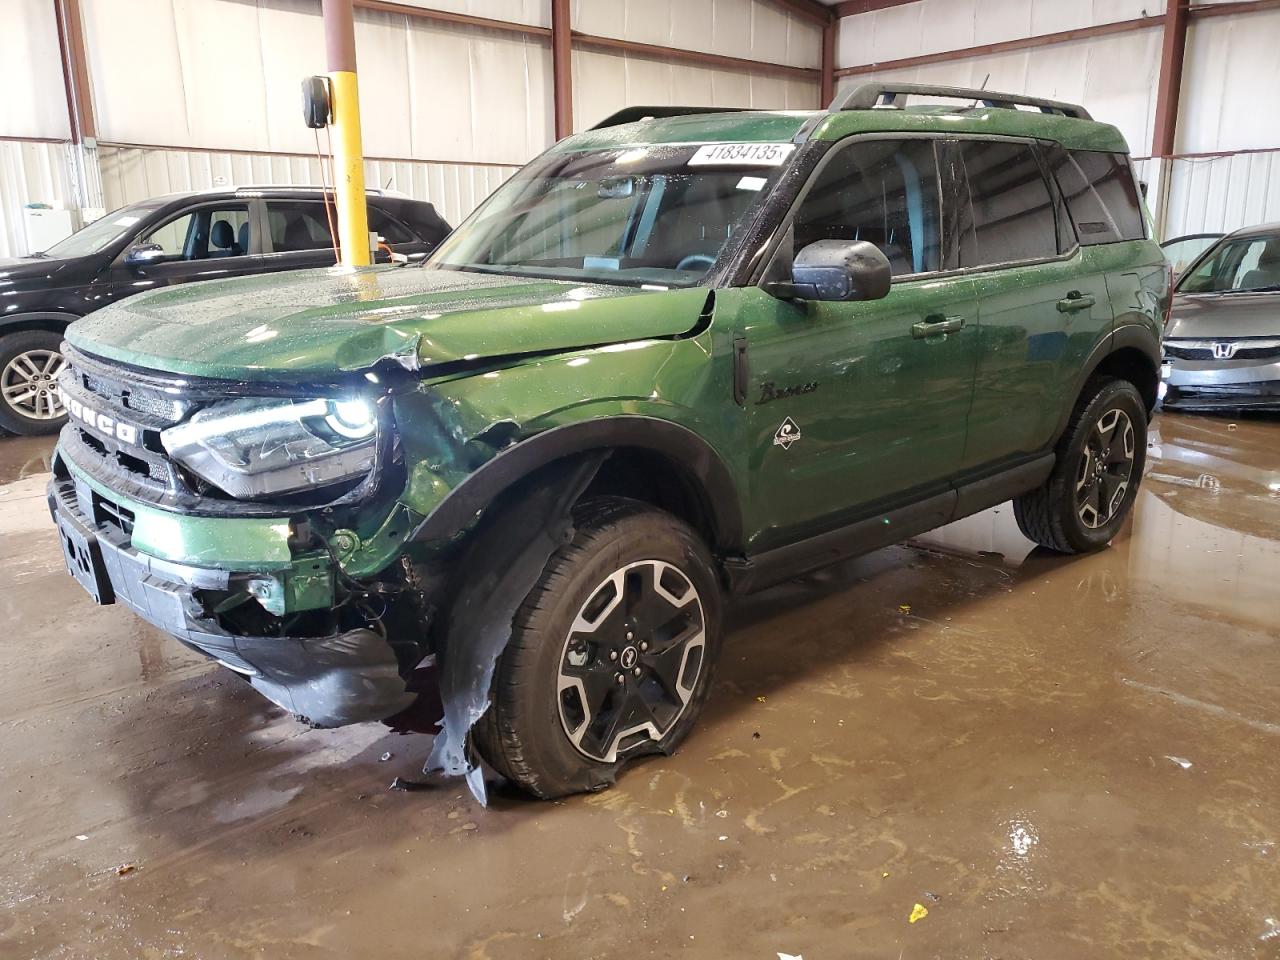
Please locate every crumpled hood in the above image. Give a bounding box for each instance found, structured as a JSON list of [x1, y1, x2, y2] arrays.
[[66, 265, 709, 380], [1167, 291, 1280, 340]]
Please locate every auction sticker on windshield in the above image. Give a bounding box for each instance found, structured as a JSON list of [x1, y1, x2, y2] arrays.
[[688, 143, 796, 166]]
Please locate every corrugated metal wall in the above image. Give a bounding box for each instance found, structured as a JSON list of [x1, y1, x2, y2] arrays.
[[835, 0, 1280, 239], [96, 145, 517, 231], [0, 141, 77, 259], [0, 0, 823, 257], [1162, 4, 1280, 236]]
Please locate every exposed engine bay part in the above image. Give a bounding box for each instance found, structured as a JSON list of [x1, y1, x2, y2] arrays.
[[424, 453, 608, 805]]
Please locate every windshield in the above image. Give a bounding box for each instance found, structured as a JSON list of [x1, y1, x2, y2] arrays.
[[39, 202, 160, 259], [1177, 234, 1280, 294], [427, 144, 790, 287], [1161, 234, 1221, 276]]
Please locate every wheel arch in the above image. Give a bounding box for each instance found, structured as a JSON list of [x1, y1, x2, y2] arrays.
[[0, 311, 80, 338], [1056, 325, 1161, 440], [409, 416, 744, 557]]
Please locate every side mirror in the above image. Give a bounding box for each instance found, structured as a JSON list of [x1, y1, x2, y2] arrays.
[[125, 243, 165, 266], [781, 240, 892, 302]]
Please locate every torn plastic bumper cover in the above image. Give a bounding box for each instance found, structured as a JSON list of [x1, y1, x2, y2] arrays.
[[425, 454, 607, 804], [48, 475, 415, 728]]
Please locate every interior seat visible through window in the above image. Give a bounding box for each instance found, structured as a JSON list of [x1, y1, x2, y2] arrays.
[[792, 139, 942, 277]]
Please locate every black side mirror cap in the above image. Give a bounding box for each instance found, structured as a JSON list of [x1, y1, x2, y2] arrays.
[[777, 239, 892, 303]]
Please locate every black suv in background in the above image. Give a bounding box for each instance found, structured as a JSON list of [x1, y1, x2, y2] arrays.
[[0, 187, 450, 435]]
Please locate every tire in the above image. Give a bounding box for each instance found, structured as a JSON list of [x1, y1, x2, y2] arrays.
[[472, 496, 723, 800], [1014, 377, 1147, 554], [0, 330, 68, 436]]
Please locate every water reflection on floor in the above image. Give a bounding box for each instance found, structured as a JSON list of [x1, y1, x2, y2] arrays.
[[1, 412, 1277, 959]]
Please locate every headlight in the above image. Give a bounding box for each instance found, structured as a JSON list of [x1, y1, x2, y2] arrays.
[[161, 397, 378, 500]]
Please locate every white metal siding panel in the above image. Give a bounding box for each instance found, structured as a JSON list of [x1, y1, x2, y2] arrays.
[[80, 0, 552, 164], [0, 0, 71, 140], [391, 0, 549, 27], [1164, 153, 1280, 237], [0, 141, 77, 258], [1179, 9, 1280, 154], [573, 0, 822, 69], [837, 0, 1166, 68], [573, 49, 819, 132], [95, 145, 515, 229], [835, 28, 1161, 158]]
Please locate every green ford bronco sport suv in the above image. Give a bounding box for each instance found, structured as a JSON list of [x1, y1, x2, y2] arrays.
[[48, 84, 1169, 801]]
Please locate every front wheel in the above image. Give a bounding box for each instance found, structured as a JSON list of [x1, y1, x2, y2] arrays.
[[473, 496, 723, 799], [0, 331, 68, 436], [1014, 377, 1147, 554]]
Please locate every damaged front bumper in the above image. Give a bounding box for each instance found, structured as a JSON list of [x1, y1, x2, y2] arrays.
[[47, 469, 417, 728]]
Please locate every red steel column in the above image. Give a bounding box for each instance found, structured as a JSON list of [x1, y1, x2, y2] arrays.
[[552, 0, 573, 139], [1152, 1, 1190, 158], [820, 16, 836, 108]]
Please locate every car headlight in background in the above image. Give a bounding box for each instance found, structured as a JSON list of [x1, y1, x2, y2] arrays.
[[161, 397, 378, 500]]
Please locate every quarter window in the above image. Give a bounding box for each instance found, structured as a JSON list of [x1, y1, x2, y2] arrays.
[[793, 139, 942, 277], [958, 141, 1059, 267], [1049, 149, 1146, 244], [266, 201, 335, 253]]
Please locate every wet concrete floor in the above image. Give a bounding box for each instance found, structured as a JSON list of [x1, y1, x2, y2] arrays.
[[1, 412, 1278, 959]]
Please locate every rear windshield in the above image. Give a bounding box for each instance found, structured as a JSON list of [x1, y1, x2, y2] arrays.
[[1047, 148, 1146, 245]]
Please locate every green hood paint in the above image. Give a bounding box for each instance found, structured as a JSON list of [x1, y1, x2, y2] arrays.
[[66, 265, 709, 380]]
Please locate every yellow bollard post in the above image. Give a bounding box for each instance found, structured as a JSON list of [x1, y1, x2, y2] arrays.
[[321, 0, 371, 267]]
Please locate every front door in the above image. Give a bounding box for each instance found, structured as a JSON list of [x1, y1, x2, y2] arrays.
[[110, 200, 268, 296], [734, 137, 980, 551]]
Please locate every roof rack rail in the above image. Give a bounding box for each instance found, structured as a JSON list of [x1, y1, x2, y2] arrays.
[[590, 105, 748, 130], [829, 82, 1092, 121]]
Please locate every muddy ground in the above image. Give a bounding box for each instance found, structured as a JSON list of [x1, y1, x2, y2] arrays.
[[1, 412, 1277, 959]]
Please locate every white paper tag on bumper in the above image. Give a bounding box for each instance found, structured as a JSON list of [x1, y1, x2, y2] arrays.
[[688, 143, 795, 167]]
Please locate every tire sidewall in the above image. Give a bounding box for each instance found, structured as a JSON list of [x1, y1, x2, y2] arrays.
[[0, 330, 67, 436], [496, 503, 723, 795], [1054, 380, 1148, 551]]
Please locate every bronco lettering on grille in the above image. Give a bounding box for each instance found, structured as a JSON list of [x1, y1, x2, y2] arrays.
[[59, 387, 140, 446]]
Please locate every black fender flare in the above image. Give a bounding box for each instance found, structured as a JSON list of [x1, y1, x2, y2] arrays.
[[1054, 323, 1162, 438], [0, 311, 81, 337], [409, 415, 744, 553]]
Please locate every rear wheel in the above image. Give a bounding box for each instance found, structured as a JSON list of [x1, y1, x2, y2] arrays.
[[0, 331, 67, 436], [473, 496, 722, 799], [1014, 377, 1147, 553]]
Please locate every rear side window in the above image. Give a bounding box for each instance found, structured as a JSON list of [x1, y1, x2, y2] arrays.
[[958, 140, 1059, 267], [1048, 148, 1146, 244], [266, 201, 334, 253], [793, 138, 941, 277]]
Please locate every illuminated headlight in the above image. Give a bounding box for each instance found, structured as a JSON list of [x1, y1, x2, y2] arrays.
[[161, 397, 378, 499]]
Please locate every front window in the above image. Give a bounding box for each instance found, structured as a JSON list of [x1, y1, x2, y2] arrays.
[[38, 201, 162, 259], [1178, 235, 1280, 294], [428, 145, 789, 287]]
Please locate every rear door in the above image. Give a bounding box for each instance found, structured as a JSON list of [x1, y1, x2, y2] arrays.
[[260, 199, 339, 272], [954, 138, 1112, 470]]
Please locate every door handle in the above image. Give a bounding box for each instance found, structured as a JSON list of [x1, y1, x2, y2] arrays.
[[912, 315, 965, 338], [1057, 292, 1096, 313]]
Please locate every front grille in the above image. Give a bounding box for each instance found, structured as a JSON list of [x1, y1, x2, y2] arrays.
[[82, 371, 188, 422], [1165, 338, 1280, 362], [57, 348, 192, 503]]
